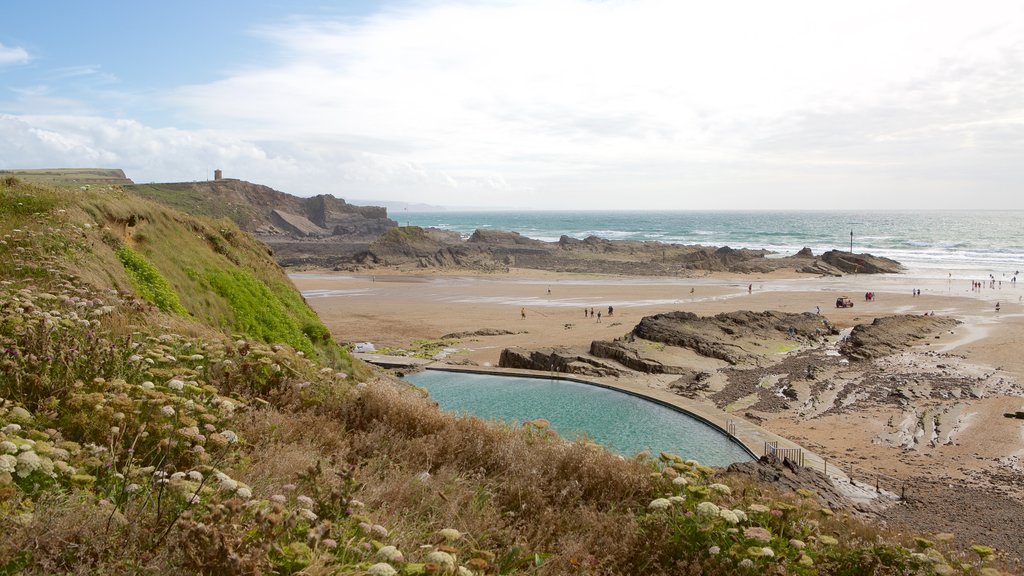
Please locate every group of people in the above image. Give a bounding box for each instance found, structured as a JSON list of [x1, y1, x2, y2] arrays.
[[583, 306, 613, 322]]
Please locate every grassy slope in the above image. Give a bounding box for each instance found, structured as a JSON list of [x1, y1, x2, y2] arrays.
[[126, 182, 263, 230], [0, 177, 1005, 575], [0, 168, 133, 187]]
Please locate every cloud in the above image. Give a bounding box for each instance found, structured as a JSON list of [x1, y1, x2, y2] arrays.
[[0, 42, 30, 66], [161, 0, 1024, 208], [4, 1, 1024, 209]]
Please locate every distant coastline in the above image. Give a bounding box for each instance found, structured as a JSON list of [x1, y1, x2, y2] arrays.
[[395, 209, 1024, 278]]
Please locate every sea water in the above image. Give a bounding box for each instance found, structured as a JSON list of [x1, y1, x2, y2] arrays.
[[393, 210, 1024, 279], [405, 370, 755, 466]]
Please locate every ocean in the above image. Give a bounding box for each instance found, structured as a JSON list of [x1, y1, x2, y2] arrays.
[[394, 210, 1024, 279]]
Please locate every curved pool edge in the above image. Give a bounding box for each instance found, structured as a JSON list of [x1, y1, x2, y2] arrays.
[[411, 365, 844, 482]]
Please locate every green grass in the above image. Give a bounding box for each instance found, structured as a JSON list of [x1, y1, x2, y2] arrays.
[[115, 245, 187, 314], [206, 268, 320, 356], [127, 183, 261, 229]]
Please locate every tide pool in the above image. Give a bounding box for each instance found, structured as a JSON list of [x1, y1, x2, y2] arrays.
[[405, 370, 755, 467]]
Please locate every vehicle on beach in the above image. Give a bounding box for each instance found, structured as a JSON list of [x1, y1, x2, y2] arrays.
[[835, 296, 854, 308]]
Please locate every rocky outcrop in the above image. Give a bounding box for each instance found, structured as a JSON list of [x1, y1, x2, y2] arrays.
[[589, 340, 692, 374], [498, 347, 625, 377], [725, 458, 852, 512], [270, 210, 330, 237], [501, 310, 838, 380], [127, 179, 397, 240], [676, 246, 771, 272], [840, 315, 960, 360], [820, 250, 903, 274], [630, 311, 837, 365]]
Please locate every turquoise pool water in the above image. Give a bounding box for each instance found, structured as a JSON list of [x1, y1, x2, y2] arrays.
[[405, 371, 755, 467]]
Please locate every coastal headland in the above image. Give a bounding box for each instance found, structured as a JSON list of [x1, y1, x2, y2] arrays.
[[294, 266, 1024, 558]]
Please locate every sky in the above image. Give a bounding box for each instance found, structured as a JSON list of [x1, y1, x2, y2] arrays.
[[2, 0, 1023, 210]]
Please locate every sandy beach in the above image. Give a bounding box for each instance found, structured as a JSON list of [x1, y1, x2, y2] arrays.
[[292, 267, 1024, 556]]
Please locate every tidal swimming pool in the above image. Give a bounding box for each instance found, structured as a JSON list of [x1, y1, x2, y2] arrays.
[[405, 371, 755, 467]]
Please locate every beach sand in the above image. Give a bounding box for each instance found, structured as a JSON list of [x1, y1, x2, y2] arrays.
[[293, 268, 1024, 557]]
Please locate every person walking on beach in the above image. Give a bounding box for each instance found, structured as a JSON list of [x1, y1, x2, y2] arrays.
[[521, 307, 526, 320], [584, 308, 588, 318], [608, 305, 613, 317], [748, 283, 752, 294], [590, 307, 595, 317], [597, 311, 602, 323]]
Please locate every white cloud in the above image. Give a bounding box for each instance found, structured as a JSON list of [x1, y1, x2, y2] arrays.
[[0, 42, 29, 66], [3, 1, 1024, 209]]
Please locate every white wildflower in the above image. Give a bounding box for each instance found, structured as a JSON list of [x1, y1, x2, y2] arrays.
[[435, 527, 462, 541], [719, 509, 740, 525], [648, 498, 672, 510], [732, 509, 748, 523], [739, 559, 754, 569], [366, 563, 397, 576], [9, 406, 32, 423], [216, 473, 237, 492], [220, 430, 238, 444], [2, 424, 22, 434], [0, 441, 17, 454], [187, 470, 203, 482], [672, 476, 689, 486], [299, 508, 318, 522], [668, 495, 686, 506], [160, 405, 175, 417], [296, 495, 314, 509], [167, 379, 185, 391], [709, 483, 732, 495], [126, 483, 142, 494], [426, 551, 456, 570], [377, 545, 405, 562], [170, 472, 186, 481], [760, 547, 775, 558], [371, 524, 389, 538], [15, 451, 41, 477], [140, 381, 155, 390], [235, 486, 252, 500], [0, 454, 17, 474], [269, 494, 286, 504], [696, 501, 721, 519], [708, 546, 720, 555]]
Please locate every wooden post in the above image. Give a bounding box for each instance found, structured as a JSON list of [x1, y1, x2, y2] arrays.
[[850, 230, 853, 253]]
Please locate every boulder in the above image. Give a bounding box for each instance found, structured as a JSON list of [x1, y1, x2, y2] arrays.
[[820, 250, 904, 274], [498, 347, 624, 377]]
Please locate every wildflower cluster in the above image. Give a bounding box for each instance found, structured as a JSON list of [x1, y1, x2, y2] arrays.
[[641, 451, 983, 574]]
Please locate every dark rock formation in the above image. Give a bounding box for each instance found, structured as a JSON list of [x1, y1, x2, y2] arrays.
[[840, 315, 960, 360], [501, 310, 839, 380], [589, 340, 692, 374], [498, 347, 625, 377], [630, 310, 837, 365], [820, 250, 903, 274]]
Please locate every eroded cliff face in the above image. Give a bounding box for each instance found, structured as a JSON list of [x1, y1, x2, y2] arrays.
[[127, 179, 398, 240]]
